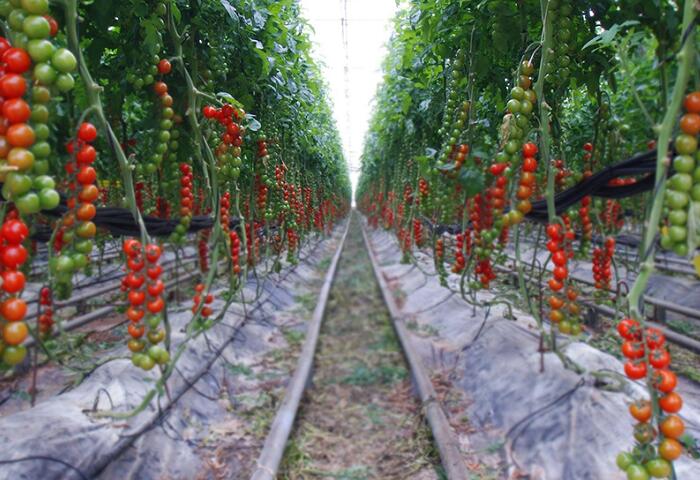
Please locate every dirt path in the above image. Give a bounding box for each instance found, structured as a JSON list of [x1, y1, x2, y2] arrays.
[[280, 215, 442, 480]]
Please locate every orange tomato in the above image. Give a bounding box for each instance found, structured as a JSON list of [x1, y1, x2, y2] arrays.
[[659, 438, 683, 461], [660, 415, 685, 439], [3, 321, 28, 345], [1, 297, 27, 322], [629, 400, 651, 423]]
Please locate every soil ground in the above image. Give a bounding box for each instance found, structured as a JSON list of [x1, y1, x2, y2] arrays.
[[279, 215, 443, 480]]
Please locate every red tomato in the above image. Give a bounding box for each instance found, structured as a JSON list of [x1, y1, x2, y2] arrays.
[[624, 361, 647, 380], [2, 48, 31, 74], [649, 348, 670, 369], [659, 391, 683, 413], [1, 270, 26, 293], [1, 297, 27, 322], [621, 341, 644, 359], [6, 123, 35, 147], [0, 74, 26, 99], [2, 98, 31, 124], [157, 59, 171, 74], [78, 122, 97, 143], [617, 317, 640, 340], [652, 369, 677, 394], [1, 244, 28, 268], [522, 142, 538, 157]]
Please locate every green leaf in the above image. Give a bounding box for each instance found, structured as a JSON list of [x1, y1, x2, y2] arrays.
[[457, 168, 485, 197]]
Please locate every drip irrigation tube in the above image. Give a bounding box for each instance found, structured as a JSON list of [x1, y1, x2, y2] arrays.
[[250, 219, 349, 480]]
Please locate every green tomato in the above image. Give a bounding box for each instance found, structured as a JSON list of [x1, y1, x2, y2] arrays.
[[33, 62, 57, 85], [159, 130, 170, 142], [625, 464, 649, 480], [7, 8, 26, 31], [520, 99, 534, 115], [669, 225, 687, 243], [693, 166, 700, 183], [673, 242, 689, 257], [143, 74, 154, 85], [27, 38, 54, 62], [146, 316, 161, 329], [21, 0, 49, 14], [139, 354, 156, 371], [505, 139, 521, 155], [131, 353, 146, 367], [30, 104, 49, 123], [32, 159, 49, 175], [32, 85, 51, 103], [665, 190, 688, 209], [670, 173, 693, 192], [34, 123, 50, 140], [675, 133, 698, 155], [33, 174, 55, 189], [3, 345, 27, 365], [645, 458, 671, 478], [15, 192, 41, 214], [506, 99, 521, 114], [74, 239, 93, 255], [72, 253, 88, 269], [23, 15, 50, 39], [668, 209, 687, 226], [0, 0, 12, 17], [51, 48, 77, 73], [673, 155, 695, 173], [55, 73, 75, 92], [691, 184, 700, 202], [510, 86, 525, 100], [55, 254, 75, 273], [31, 140, 51, 158], [38, 187, 60, 210], [4, 172, 33, 197]]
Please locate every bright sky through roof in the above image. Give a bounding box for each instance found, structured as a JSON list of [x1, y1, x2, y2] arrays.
[[299, 0, 397, 193]]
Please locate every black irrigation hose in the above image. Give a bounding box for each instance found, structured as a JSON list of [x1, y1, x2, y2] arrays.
[[425, 147, 663, 233]]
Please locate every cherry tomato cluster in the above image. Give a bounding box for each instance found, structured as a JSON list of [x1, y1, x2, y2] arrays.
[[142, 59, 180, 176], [192, 283, 214, 329], [229, 230, 241, 275], [0, 217, 29, 366], [546, 2, 577, 87], [52, 122, 99, 297], [0, 37, 61, 216], [412, 218, 423, 247], [601, 199, 623, 232], [452, 230, 470, 274], [436, 49, 469, 166], [509, 142, 538, 226], [198, 228, 210, 273], [203, 103, 244, 181], [592, 236, 615, 291], [545, 223, 581, 335], [661, 91, 700, 257], [617, 318, 685, 479], [122, 239, 168, 370], [579, 196, 592, 244], [170, 162, 194, 244], [220, 191, 231, 233], [37, 285, 53, 337]]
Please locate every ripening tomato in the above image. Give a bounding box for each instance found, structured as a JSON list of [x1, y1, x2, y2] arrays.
[[128, 338, 145, 352], [629, 400, 651, 422], [6, 123, 35, 147], [633, 422, 657, 444], [78, 184, 99, 202], [76, 202, 96, 221], [128, 323, 145, 339], [3, 321, 28, 345], [680, 113, 700, 135], [624, 361, 647, 380], [659, 438, 683, 461], [154, 81, 168, 96], [1, 297, 27, 322], [78, 122, 97, 143], [660, 415, 684, 439], [683, 91, 700, 114], [659, 391, 683, 413], [44, 15, 58, 36], [549, 309, 564, 323], [549, 296, 564, 309], [548, 278, 563, 291]]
